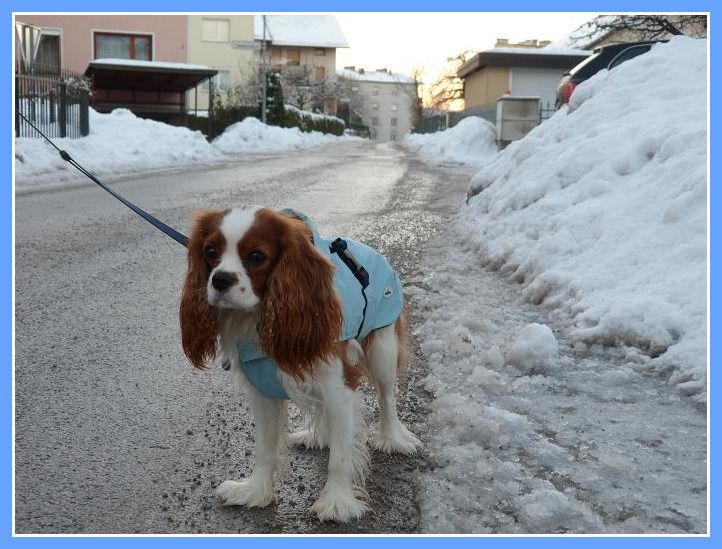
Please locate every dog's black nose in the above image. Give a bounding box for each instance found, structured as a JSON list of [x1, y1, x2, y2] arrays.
[[211, 271, 237, 292]]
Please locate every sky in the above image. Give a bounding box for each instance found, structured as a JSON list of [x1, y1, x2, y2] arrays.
[[335, 12, 596, 87]]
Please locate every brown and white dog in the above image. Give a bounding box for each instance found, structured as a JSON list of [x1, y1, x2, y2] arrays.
[[179, 206, 420, 522]]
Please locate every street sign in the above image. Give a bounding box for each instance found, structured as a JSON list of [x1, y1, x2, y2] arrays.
[[231, 40, 261, 50]]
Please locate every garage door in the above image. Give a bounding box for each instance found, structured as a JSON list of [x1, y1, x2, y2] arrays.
[[510, 67, 565, 109]]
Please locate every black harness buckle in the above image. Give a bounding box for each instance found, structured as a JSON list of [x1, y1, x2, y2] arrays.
[[329, 238, 370, 289]]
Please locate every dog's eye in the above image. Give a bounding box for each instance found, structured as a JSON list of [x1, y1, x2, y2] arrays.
[[247, 251, 266, 265], [204, 245, 219, 261]]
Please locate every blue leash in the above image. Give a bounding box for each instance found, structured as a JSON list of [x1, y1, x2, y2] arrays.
[[17, 111, 189, 248]]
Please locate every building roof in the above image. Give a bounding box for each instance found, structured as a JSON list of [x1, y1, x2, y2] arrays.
[[337, 68, 416, 84], [458, 47, 590, 78], [85, 59, 217, 91], [254, 15, 349, 48]]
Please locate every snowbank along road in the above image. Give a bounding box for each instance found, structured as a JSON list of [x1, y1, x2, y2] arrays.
[[14, 141, 468, 533]]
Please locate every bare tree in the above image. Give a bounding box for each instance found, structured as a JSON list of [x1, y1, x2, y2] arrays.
[[428, 49, 475, 110], [279, 65, 339, 112], [578, 14, 707, 45], [335, 75, 365, 125], [398, 66, 424, 131]]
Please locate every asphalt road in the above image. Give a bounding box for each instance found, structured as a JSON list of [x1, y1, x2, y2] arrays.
[[14, 141, 471, 533]]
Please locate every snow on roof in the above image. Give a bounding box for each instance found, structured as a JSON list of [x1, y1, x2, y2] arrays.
[[482, 46, 591, 56], [90, 58, 213, 71], [337, 68, 416, 84], [254, 15, 349, 48]]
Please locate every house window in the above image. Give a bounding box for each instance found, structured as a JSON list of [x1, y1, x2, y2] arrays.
[[202, 19, 230, 42], [390, 117, 397, 127], [314, 66, 326, 81], [202, 70, 231, 92], [391, 103, 398, 111], [390, 132, 397, 141], [371, 103, 379, 110], [391, 89, 399, 96], [286, 49, 300, 66], [315, 48, 326, 56], [371, 117, 379, 126], [371, 87, 379, 96], [94, 32, 152, 61], [36, 31, 61, 74], [351, 86, 359, 92]]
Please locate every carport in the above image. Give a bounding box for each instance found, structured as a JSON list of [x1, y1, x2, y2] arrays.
[[84, 59, 217, 126]]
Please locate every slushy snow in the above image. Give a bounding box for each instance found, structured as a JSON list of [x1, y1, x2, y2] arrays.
[[403, 116, 497, 166], [411, 36, 706, 533], [15, 110, 357, 187]]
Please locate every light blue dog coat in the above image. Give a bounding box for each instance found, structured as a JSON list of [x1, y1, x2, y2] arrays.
[[236, 210, 403, 399]]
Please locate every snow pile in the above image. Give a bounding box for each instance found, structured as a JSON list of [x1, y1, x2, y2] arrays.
[[15, 108, 220, 186], [212, 117, 356, 155], [284, 104, 344, 125], [464, 37, 707, 400], [403, 116, 498, 166], [507, 323, 559, 374], [15, 110, 358, 187]]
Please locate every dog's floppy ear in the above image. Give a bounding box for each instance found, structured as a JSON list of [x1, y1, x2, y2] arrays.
[[257, 214, 343, 380], [179, 210, 225, 370]]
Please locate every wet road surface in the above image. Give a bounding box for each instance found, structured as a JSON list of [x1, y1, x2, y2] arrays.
[[14, 141, 471, 533]]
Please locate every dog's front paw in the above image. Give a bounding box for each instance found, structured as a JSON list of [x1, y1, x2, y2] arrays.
[[373, 423, 422, 455], [214, 478, 275, 508], [310, 486, 368, 522], [289, 428, 327, 450]]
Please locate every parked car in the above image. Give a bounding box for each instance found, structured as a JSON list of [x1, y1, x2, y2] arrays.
[[556, 41, 661, 108]]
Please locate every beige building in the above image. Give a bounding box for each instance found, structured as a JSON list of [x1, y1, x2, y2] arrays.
[[186, 15, 256, 112], [458, 48, 589, 116], [338, 68, 417, 142]]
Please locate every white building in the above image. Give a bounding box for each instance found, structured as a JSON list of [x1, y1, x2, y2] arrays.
[[338, 67, 417, 142], [255, 15, 348, 115]]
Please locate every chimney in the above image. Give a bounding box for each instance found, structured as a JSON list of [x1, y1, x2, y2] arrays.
[[359, 68, 365, 74], [376, 68, 388, 73], [495, 38, 509, 47], [344, 65, 356, 71]]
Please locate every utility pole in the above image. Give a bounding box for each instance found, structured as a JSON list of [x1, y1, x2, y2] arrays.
[[260, 15, 268, 124]]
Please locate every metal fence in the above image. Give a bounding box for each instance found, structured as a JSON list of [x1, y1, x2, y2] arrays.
[[538, 100, 557, 124], [15, 64, 90, 139], [449, 103, 497, 127]]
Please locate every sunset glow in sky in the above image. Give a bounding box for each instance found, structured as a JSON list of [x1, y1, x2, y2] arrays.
[[335, 12, 596, 88]]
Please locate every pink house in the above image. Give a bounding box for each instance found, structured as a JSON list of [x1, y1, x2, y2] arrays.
[[15, 14, 188, 73], [15, 15, 216, 126]]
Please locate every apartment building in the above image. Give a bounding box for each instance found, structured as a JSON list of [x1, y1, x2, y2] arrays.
[[255, 15, 348, 115], [186, 15, 256, 112], [338, 67, 417, 142]]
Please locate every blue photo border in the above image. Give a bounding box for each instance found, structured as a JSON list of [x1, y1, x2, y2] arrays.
[[3, 0, 717, 546]]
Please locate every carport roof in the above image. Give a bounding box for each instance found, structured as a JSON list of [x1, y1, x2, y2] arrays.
[[458, 48, 591, 78], [85, 59, 218, 92]]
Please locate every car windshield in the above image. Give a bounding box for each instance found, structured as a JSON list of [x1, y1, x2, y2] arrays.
[[568, 51, 601, 76]]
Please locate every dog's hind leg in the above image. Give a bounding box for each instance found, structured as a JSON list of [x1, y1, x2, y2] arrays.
[[309, 356, 369, 522], [364, 319, 421, 455]]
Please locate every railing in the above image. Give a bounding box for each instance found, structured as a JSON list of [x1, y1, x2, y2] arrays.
[[538, 100, 557, 123], [15, 63, 90, 139]]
